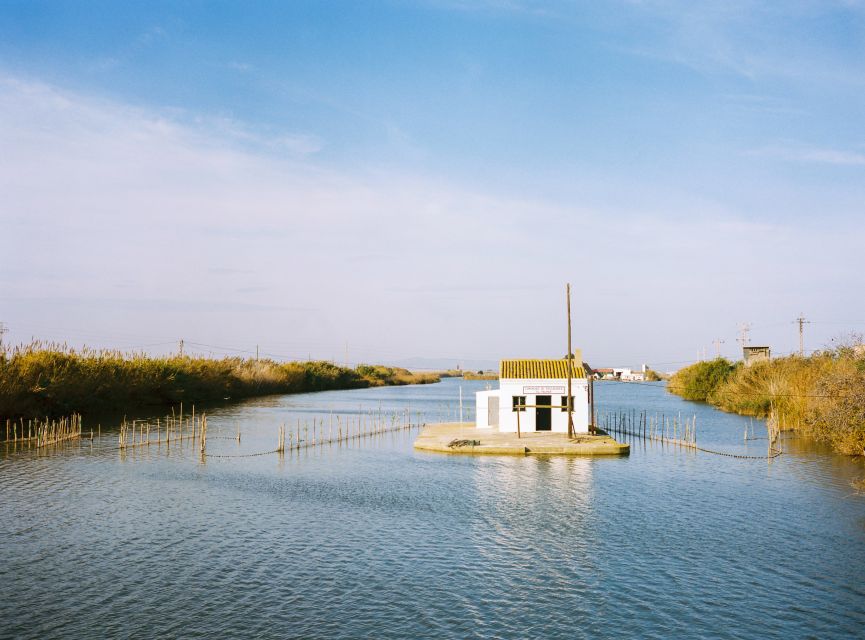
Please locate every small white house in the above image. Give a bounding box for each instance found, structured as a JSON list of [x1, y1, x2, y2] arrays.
[[616, 366, 646, 382], [476, 353, 590, 434], [595, 365, 647, 381]]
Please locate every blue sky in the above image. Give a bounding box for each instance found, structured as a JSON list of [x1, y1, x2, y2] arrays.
[[1, 1, 864, 369]]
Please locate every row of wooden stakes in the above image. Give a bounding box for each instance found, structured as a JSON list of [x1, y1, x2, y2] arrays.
[[275, 409, 421, 453], [5, 404, 425, 457], [4, 414, 84, 447], [118, 405, 213, 452], [118, 406, 422, 456], [602, 409, 698, 448]]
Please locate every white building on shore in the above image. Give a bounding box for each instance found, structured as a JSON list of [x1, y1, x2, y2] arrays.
[[593, 364, 647, 381], [476, 353, 590, 433]]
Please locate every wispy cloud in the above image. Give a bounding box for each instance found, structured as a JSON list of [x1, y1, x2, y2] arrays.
[[747, 144, 865, 166], [137, 25, 167, 46], [387, 284, 537, 294], [430, 1, 865, 89], [1, 71, 863, 363], [84, 25, 169, 73], [208, 267, 257, 275], [195, 115, 324, 155], [612, 1, 865, 85], [720, 93, 807, 116]]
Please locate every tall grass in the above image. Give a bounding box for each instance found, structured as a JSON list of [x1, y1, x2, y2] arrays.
[[0, 342, 439, 421], [354, 364, 439, 386], [463, 371, 498, 380], [668, 345, 865, 455]]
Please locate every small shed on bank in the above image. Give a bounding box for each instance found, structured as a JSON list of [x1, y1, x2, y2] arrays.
[[743, 346, 771, 367], [476, 352, 590, 434]]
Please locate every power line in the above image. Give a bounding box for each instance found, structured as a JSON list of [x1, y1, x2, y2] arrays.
[[595, 379, 856, 399], [5, 314, 864, 373]]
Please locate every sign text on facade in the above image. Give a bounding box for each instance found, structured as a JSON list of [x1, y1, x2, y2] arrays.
[[522, 385, 566, 395]]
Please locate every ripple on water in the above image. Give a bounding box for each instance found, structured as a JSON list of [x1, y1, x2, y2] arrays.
[[1, 379, 864, 639]]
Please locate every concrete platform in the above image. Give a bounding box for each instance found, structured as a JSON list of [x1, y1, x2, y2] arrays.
[[413, 423, 630, 456]]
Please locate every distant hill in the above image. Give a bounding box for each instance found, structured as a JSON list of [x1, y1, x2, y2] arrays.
[[389, 356, 498, 373]]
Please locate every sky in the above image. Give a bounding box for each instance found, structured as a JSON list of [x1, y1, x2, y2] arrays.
[[1, 1, 864, 370]]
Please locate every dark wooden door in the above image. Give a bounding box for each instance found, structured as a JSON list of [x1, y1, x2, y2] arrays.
[[536, 395, 551, 431]]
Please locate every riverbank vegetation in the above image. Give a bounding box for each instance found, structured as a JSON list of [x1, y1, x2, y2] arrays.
[[463, 371, 498, 380], [667, 358, 736, 402], [0, 343, 439, 422], [668, 345, 865, 455], [644, 368, 670, 382], [353, 364, 439, 387]]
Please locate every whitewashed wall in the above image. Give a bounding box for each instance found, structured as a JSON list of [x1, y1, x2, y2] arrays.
[[474, 390, 498, 428], [494, 378, 589, 433]]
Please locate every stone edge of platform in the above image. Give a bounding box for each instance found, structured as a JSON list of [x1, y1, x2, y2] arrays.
[[412, 439, 630, 457]]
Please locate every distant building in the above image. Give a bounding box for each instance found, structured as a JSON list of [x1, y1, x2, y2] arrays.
[[475, 352, 590, 433], [743, 346, 771, 367], [617, 367, 645, 382], [590, 365, 646, 381]]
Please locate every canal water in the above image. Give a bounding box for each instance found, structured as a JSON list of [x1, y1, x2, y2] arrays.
[[1, 378, 863, 639]]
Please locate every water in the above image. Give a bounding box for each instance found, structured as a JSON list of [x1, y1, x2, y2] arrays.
[[1, 378, 864, 639]]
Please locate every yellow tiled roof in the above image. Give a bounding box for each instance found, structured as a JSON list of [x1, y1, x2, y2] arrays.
[[500, 359, 586, 379]]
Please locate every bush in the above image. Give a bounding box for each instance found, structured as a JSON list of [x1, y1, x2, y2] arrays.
[[644, 369, 668, 382], [667, 358, 735, 402], [808, 364, 865, 455], [667, 345, 865, 456]]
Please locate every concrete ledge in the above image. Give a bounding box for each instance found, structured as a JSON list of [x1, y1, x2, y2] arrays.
[[413, 423, 630, 456]]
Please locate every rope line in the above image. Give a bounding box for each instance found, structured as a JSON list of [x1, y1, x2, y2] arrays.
[[204, 449, 281, 458], [692, 444, 783, 459], [613, 432, 784, 459], [203, 422, 424, 458], [597, 379, 856, 399]]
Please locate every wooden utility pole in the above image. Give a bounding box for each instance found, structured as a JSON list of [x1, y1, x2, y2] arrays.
[[256, 344, 260, 361], [566, 283, 574, 438], [0, 322, 7, 352], [516, 401, 521, 439], [179, 339, 184, 357]]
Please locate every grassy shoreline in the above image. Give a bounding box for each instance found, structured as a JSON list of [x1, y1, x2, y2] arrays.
[[667, 347, 865, 456], [0, 344, 439, 425], [463, 371, 498, 380]]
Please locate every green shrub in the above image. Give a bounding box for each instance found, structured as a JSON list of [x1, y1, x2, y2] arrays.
[[667, 358, 735, 402]]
